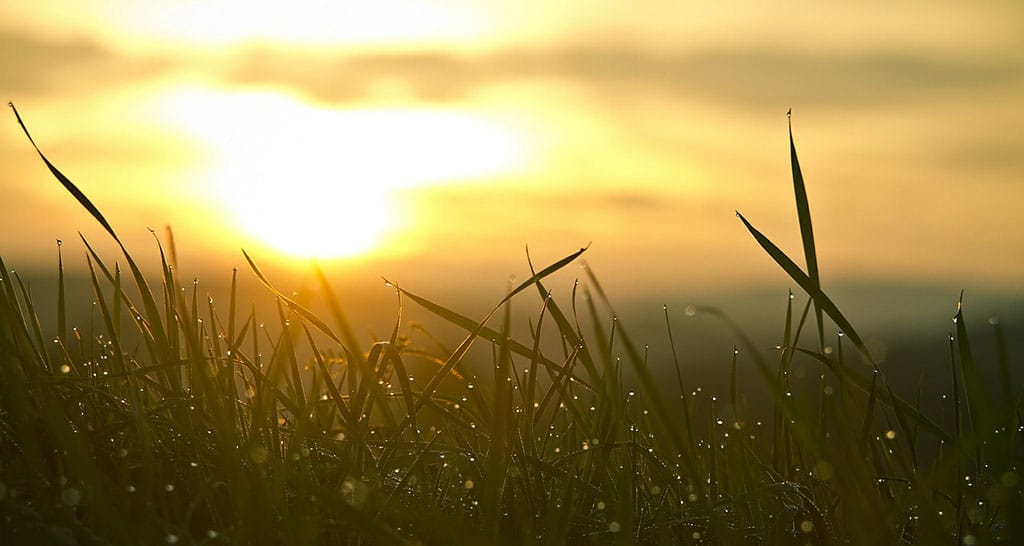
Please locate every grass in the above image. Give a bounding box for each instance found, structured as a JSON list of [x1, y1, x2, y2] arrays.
[[1, 102, 1022, 544]]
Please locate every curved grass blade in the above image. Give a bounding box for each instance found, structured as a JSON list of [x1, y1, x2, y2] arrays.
[[314, 263, 365, 362], [525, 247, 599, 379], [736, 211, 869, 360], [10, 103, 170, 356], [9, 102, 117, 239], [241, 249, 351, 355]]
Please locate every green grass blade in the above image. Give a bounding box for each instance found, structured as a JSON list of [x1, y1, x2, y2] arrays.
[[396, 286, 593, 391], [788, 111, 825, 350], [9, 103, 118, 239], [736, 211, 870, 360], [56, 240, 66, 343], [11, 105, 171, 359], [954, 294, 992, 434], [664, 305, 695, 451], [314, 263, 365, 362], [242, 249, 349, 353]]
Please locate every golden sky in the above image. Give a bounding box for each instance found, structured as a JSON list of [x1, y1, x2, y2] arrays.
[[2, 1, 1023, 302]]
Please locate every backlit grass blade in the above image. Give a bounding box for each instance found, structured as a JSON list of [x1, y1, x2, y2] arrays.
[[302, 325, 358, 432], [314, 263, 365, 362], [954, 294, 992, 434], [241, 249, 348, 352], [524, 293, 553, 439], [524, 263, 599, 379], [788, 111, 825, 350], [396, 285, 593, 390], [56, 240, 66, 343], [736, 211, 870, 360], [11, 104, 170, 358], [12, 272, 50, 371], [9, 103, 118, 240], [481, 294, 514, 542], [664, 305, 696, 450], [580, 264, 719, 532]]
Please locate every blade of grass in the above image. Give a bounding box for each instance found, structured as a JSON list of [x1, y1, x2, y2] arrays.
[[56, 240, 66, 343], [314, 263, 365, 362], [664, 305, 696, 452], [736, 212, 869, 360], [788, 111, 825, 351], [11, 104, 171, 361], [242, 249, 349, 353]]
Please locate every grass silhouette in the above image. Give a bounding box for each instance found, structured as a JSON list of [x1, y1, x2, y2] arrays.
[[1, 103, 1021, 544]]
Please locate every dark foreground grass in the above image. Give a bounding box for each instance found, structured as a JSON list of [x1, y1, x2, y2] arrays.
[[1, 104, 1021, 544]]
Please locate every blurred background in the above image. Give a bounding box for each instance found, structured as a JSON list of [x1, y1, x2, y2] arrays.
[[1, 1, 1022, 376]]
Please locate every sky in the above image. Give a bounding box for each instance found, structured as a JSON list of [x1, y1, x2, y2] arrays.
[[2, 1, 1023, 323]]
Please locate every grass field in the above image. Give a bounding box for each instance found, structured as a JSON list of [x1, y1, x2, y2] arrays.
[[1, 104, 1021, 544]]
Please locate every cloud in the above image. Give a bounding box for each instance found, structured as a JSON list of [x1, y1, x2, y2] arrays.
[[222, 46, 1024, 109], [4, 26, 1019, 112], [0, 28, 167, 96]]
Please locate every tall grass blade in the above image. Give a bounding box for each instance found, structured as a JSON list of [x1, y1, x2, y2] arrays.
[[788, 111, 825, 350], [56, 240, 66, 343], [954, 294, 992, 435], [664, 305, 695, 450], [11, 104, 170, 358]]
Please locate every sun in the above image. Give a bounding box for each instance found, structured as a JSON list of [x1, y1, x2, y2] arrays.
[[158, 87, 529, 259]]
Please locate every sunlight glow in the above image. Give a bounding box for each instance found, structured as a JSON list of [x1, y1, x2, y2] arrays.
[[158, 87, 529, 259]]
